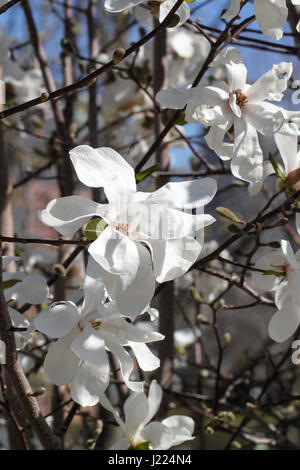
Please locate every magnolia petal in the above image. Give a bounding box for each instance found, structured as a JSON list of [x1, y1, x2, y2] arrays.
[[148, 178, 217, 210], [156, 85, 227, 110], [88, 227, 131, 275], [162, 415, 195, 446], [248, 161, 274, 196], [124, 391, 149, 440], [128, 341, 160, 372], [43, 327, 81, 386], [145, 380, 162, 424], [141, 422, 173, 450], [34, 301, 80, 338], [146, 237, 201, 283], [94, 243, 155, 318], [243, 102, 284, 136], [104, 0, 144, 12], [281, 239, 298, 268], [268, 300, 300, 343], [70, 145, 136, 202], [159, 0, 190, 27], [231, 117, 263, 184], [109, 438, 131, 450], [275, 133, 298, 175], [246, 62, 293, 102], [106, 339, 144, 392], [5, 273, 48, 304], [254, 0, 287, 40], [70, 360, 110, 407], [226, 63, 247, 92], [82, 256, 106, 315], [39, 195, 105, 237], [71, 324, 107, 365], [222, 0, 242, 19]]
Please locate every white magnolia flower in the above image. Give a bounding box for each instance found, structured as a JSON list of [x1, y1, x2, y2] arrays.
[[99, 380, 195, 449], [104, 0, 190, 28], [252, 240, 300, 342], [39, 145, 216, 317], [223, 0, 300, 40], [157, 49, 292, 186], [33, 257, 163, 407]]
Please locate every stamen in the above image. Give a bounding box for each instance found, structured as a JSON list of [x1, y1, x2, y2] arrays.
[[234, 90, 248, 108]]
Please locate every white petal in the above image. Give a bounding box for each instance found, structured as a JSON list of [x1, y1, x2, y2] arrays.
[[156, 85, 227, 110], [281, 239, 298, 268], [162, 415, 195, 446], [82, 256, 106, 315], [243, 102, 284, 136], [159, 0, 190, 27], [275, 134, 298, 174], [145, 380, 162, 423], [231, 117, 263, 184], [146, 237, 201, 283], [222, 0, 242, 19], [148, 178, 217, 209], [70, 145, 136, 202], [226, 63, 247, 92], [124, 391, 149, 440], [128, 342, 160, 372], [268, 300, 300, 343], [34, 301, 80, 338], [248, 161, 274, 196], [6, 274, 48, 304], [43, 327, 81, 385], [246, 62, 293, 102], [8, 307, 30, 329], [104, 0, 144, 12], [106, 339, 144, 392], [141, 422, 173, 450], [71, 324, 107, 365], [88, 227, 131, 275], [254, 0, 287, 40], [92, 241, 155, 318], [70, 360, 110, 407], [39, 195, 105, 237], [109, 438, 130, 450]]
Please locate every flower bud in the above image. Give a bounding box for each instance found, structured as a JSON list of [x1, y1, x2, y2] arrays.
[[113, 48, 126, 64]]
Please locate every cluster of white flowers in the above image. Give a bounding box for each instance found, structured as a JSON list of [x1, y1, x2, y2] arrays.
[[33, 144, 213, 448], [3, 0, 300, 450]]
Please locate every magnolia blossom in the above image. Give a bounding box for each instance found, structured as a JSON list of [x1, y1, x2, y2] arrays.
[[252, 240, 300, 342], [99, 380, 194, 449], [33, 258, 163, 407], [104, 0, 190, 28], [223, 0, 300, 40], [39, 145, 216, 317], [157, 49, 293, 186]]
